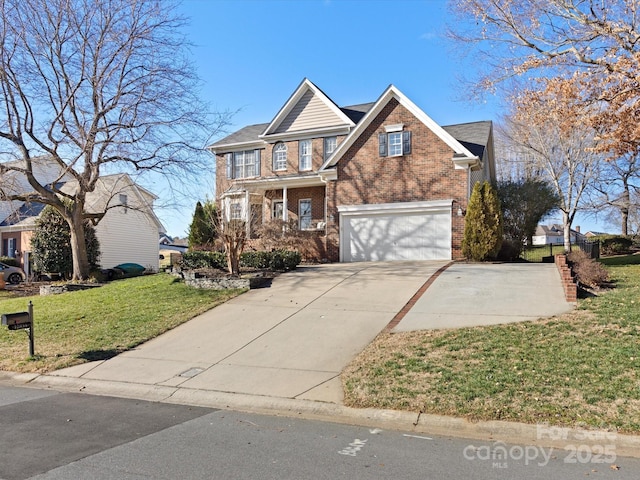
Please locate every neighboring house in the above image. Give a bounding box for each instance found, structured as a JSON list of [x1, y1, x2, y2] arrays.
[[208, 78, 496, 262], [585, 231, 607, 238], [0, 169, 164, 274], [532, 224, 586, 246], [158, 234, 187, 269], [159, 234, 188, 251]]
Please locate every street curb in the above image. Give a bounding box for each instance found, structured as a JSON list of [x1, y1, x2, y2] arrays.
[[5, 371, 639, 459]]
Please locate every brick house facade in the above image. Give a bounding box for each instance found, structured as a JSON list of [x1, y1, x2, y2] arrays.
[[209, 79, 495, 262]]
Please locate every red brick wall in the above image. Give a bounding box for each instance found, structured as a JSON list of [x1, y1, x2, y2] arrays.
[[215, 99, 471, 263], [325, 98, 468, 261]]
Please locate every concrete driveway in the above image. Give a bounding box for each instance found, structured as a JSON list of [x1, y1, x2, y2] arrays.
[[47, 261, 574, 404], [393, 262, 575, 332]]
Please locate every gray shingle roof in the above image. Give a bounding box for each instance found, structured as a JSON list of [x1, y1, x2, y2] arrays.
[[442, 120, 492, 158], [209, 102, 377, 150], [0, 202, 46, 226], [210, 107, 492, 157], [209, 123, 269, 148], [341, 102, 375, 123]]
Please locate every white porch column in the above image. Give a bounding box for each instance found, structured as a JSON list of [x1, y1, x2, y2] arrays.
[[282, 186, 288, 222], [245, 190, 250, 237]]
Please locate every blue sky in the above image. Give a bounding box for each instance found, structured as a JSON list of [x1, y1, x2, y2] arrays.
[[157, 0, 606, 237]]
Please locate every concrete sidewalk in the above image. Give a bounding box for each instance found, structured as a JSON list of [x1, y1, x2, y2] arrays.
[[46, 261, 448, 404]]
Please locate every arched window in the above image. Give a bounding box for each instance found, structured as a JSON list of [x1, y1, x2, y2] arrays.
[[273, 142, 287, 171]]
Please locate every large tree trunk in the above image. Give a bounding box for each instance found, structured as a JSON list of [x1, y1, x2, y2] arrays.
[[563, 211, 572, 252], [620, 181, 630, 236], [68, 205, 91, 281]]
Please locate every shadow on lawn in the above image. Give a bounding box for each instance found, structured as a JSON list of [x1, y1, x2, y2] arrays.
[[77, 349, 123, 361]]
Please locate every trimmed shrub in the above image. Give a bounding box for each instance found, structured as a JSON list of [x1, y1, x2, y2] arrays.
[[595, 235, 633, 256], [267, 250, 301, 271], [567, 250, 609, 288], [241, 250, 301, 271], [462, 181, 503, 261], [240, 251, 272, 269], [180, 249, 301, 272], [180, 251, 226, 270]]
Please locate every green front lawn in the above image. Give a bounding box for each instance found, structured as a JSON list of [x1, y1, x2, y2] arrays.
[[520, 244, 571, 262], [343, 254, 640, 433], [0, 274, 243, 373]]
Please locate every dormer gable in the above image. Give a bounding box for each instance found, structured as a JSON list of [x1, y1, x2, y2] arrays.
[[260, 78, 355, 141]]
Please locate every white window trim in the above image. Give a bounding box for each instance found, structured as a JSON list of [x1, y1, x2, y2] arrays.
[[299, 198, 312, 230], [323, 136, 337, 161], [299, 139, 312, 171], [385, 123, 404, 132], [7, 238, 17, 258], [234, 150, 256, 179], [230, 202, 243, 220], [272, 200, 284, 220], [388, 132, 403, 157], [273, 142, 287, 171]]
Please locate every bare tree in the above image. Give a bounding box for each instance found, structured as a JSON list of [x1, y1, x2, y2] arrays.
[[0, 0, 227, 280], [588, 153, 640, 235], [450, 0, 640, 157], [503, 79, 602, 250]]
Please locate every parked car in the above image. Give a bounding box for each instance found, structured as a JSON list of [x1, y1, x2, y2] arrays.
[[0, 262, 26, 284]]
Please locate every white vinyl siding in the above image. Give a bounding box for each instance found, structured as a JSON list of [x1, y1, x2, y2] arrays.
[[275, 90, 347, 133], [94, 200, 160, 270]]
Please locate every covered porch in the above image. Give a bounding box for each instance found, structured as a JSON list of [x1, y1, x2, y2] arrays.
[[219, 174, 331, 238]]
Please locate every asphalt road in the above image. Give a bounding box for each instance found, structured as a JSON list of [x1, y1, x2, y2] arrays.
[[2, 385, 640, 480]]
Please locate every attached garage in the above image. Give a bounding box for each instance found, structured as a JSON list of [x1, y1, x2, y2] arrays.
[[338, 200, 452, 262]]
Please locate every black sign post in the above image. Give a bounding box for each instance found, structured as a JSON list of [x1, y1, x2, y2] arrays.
[[2, 301, 34, 356]]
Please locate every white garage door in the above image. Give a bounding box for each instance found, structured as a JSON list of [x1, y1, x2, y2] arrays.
[[338, 200, 452, 262]]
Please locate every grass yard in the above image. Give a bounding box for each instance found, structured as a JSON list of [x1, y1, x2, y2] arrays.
[[0, 274, 243, 373], [342, 254, 640, 433], [520, 244, 571, 262]]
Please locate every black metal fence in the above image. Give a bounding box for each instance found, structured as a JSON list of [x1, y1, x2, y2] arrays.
[[520, 239, 600, 263]]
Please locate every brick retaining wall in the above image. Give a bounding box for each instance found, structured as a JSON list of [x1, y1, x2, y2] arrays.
[[555, 254, 577, 303]]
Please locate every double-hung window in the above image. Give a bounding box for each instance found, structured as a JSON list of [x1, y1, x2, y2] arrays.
[[323, 136, 337, 161], [299, 199, 312, 230], [272, 200, 284, 220], [234, 150, 255, 178], [273, 142, 287, 171], [226, 149, 261, 179], [379, 125, 411, 157], [299, 139, 312, 171], [230, 202, 242, 220], [119, 194, 128, 214]]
